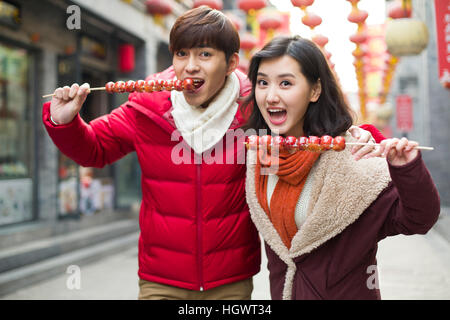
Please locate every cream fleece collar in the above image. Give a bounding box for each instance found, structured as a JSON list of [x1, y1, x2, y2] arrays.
[[245, 132, 392, 299], [170, 72, 240, 154]]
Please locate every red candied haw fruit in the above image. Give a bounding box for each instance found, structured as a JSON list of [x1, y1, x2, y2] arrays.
[[320, 135, 333, 150], [308, 136, 322, 152], [125, 80, 135, 93], [105, 82, 115, 93], [332, 136, 346, 151], [114, 81, 126, 93], [164, 80, 174, 91], [154, 79, 164, 91], [259, 135, 272, 146], [174, 79, 183, 91], [183, 78, 195, 91], [272, 136, 285, 152], [284, 136, 298, 149], [298, 136, 309, 151], [135, 80, 146, 93], [144, 80, 155, 93]]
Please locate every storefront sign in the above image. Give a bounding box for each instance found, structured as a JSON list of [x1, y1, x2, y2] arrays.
[[0, 0, 21, 29], [434, 0, 450, 89], [396, 94, 413, 132]]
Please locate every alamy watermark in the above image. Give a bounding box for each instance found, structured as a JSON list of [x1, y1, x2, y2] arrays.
[[66, 265, 81, 290], [366, 265, 380, 290], [66, 5, 81, 30]]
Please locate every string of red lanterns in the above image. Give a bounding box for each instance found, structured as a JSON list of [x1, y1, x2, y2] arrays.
[[291, 0, 335, 76], [346, 0, 369, 121]]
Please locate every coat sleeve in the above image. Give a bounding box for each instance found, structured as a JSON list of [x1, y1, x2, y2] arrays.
[[377, 152, 441, 239], [42, 101, 136, 168], [359, 124, 386, 143]]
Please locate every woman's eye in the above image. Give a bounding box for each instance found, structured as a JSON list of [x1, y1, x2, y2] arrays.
[[280, 80, 291, 87], [257, 79, 267, 86], [200, 51, 212, 57], [176, 51, 186, 57]]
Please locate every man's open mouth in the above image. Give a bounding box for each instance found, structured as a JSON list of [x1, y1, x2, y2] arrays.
[[193, 79, 205, 89]]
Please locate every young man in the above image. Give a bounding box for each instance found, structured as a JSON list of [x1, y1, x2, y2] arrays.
[[43, 6, 380, 300]]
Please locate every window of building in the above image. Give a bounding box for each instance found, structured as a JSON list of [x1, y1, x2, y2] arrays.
[[0, 40, 33, 226]]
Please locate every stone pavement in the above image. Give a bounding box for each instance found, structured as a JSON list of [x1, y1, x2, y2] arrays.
[[1, 216, 450, 300]]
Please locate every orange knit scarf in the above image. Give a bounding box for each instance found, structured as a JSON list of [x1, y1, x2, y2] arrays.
[[255, 148, 319, 249]]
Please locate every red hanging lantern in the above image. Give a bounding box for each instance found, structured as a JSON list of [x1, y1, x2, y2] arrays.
[[238, 0, 267, 13], [388, 1, 412, 19], [240, 32, 258, 51], [258, 12, 283, 31], [312, 34, 328, 48], [349, 32, 367, 44], [193, 0, 223, 10], [146, 0, 172, 15], [301, 12, 322, 29], [119, 44, 135, 73], [348, 9, 368, 24], [291, 0, 314, 9]]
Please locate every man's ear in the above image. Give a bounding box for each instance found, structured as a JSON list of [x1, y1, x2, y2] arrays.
[[310, 79, 322, 102], [226, 52, 240, 76]]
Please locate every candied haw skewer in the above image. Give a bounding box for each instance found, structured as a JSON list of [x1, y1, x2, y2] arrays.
[[43, 78, 202, 98]]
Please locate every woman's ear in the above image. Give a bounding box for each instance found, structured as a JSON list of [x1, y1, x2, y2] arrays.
[[310, 79, 322, 102], [226, 53, 240, 76]]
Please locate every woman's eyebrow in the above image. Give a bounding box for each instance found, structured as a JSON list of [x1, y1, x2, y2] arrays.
[[257, 72, 296, 78]]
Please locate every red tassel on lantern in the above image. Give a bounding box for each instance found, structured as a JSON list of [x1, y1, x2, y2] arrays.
[[119, 44, 135, 73]]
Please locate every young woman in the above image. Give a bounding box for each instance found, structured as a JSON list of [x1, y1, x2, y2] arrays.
[[242, 36, 440, 300]]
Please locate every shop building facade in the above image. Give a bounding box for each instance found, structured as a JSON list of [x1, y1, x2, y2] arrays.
[[387, 0, 450, 206], [0, 0, 174, 240]]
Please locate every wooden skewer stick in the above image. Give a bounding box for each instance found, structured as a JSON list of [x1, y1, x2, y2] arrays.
[[346, 142, 434, 151], [42, 87, 105, 99], [243, 142, 434, 151]]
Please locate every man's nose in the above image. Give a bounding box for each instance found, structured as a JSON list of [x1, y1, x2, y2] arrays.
[[185, 56, 200, 73]]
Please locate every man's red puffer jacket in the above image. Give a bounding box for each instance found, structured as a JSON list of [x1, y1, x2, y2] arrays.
[[42, 66, 261, 291]]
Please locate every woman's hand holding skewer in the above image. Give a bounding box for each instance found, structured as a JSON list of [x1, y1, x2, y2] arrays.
[[379, 137, 419, 166]]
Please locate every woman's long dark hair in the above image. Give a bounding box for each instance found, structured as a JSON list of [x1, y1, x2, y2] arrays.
[[241, 36, 355, 137]]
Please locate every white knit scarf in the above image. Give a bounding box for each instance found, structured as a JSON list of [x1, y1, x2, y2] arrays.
[[170, 72, 240, 155]]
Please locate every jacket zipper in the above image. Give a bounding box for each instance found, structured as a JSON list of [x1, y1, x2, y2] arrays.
[[196, 162, 204, 291]]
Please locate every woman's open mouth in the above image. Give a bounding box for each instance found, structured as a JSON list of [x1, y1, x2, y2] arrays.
[[267, 108, 287, 125]]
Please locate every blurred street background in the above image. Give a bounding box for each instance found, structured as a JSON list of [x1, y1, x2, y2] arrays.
[[0, 0, 449, 299]]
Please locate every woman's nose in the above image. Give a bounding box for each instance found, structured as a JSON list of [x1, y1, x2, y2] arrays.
[[266, 86, 280, 104]]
